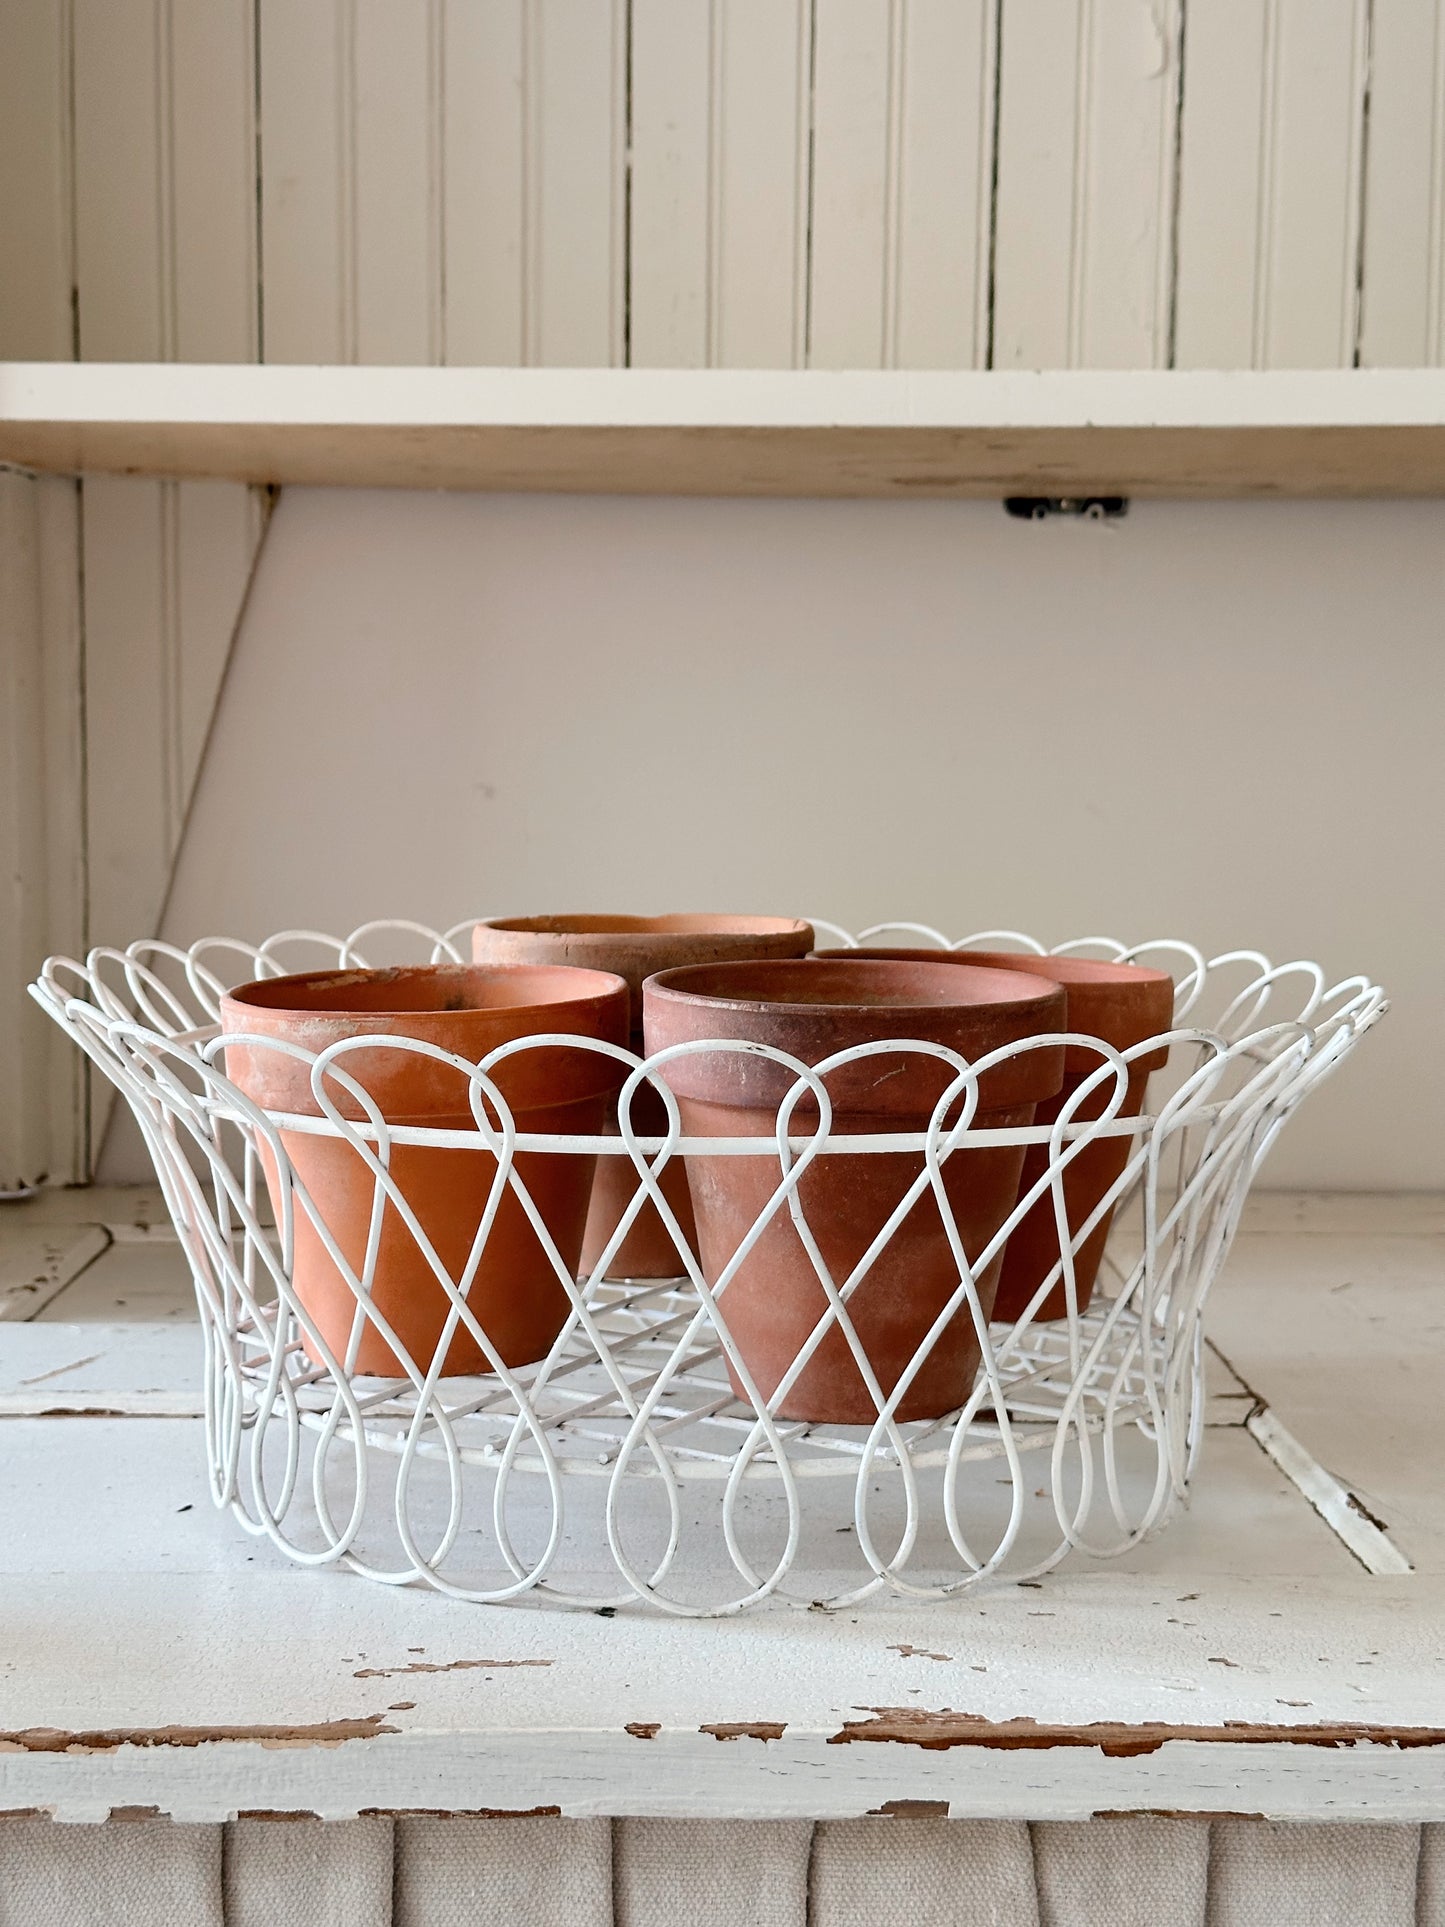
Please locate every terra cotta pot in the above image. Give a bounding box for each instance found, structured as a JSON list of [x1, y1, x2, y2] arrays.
[[814, 947, 1175, 1322], [642, 958, 1065, 1424], [473, 916, 814, 1280], [222, 963, 629, 1377]]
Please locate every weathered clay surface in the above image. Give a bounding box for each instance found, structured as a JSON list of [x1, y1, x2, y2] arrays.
[[815, 948, 1176, 1321], [221, 964, 628, 1376], [474, 916, 814, 1279], [643, 959, 1066, 1423]]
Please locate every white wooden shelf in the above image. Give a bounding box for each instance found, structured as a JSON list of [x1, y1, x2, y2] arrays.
[[4, 364, 1445, 497]]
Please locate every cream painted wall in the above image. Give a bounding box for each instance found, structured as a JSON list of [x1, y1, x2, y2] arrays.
[[96, 488, 1445, 1190]]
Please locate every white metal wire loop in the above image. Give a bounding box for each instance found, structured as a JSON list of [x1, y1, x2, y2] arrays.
[[31, 919, 1385, 1615]]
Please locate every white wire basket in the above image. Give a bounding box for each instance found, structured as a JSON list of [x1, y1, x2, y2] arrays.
[[31, 918, 1384, 1616]]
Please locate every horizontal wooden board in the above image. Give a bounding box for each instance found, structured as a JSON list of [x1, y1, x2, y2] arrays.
[[5, 365, 1445, 497]]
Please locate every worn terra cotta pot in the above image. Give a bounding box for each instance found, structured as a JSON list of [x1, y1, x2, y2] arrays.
[[642, 958, 1066, 1424], [815, 947, 1176, 1322], [222, 963, 629, 1377], [472, 916, 814, 1280]]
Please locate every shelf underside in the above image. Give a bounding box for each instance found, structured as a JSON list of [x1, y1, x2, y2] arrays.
[[4, 365, 1445, 496]]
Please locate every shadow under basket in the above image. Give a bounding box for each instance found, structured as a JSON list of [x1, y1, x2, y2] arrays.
[[31, 916, 1384, 1615]]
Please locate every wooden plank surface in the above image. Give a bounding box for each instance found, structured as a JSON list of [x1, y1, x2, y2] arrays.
[[7, 364, 1445, 497], [0, 1223, 109, 1323], [1207, 1194, 1445, 1575], [0, 1188, 1440, 1822]]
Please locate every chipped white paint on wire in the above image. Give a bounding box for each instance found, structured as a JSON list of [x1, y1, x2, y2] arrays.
[[30, 920, 1384, 1616]]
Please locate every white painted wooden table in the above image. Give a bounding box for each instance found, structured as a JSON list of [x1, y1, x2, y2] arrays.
[[1, 1190, 1441, 1830]]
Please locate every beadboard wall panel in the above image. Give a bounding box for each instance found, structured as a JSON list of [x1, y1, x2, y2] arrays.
[[13, 0, 1412, 382], [526, 0, 629, 366], [444, 0, 629, 367], [0, 475, 58, 1189], [1174, 0, 1371, 369], [808, 0, 995, 370], [68, 0, 270, 1160], [1358, 0, 1445, 367], [712, 0, 811, 369], [629, 0, 813, 369], [992, 0, 1182, 370], [0, 473, 85, 1190], [440, 0, 528, 365], [0, 0, 73, 361], [72, 0, 266, 942], [34, 480, 88, 1186]]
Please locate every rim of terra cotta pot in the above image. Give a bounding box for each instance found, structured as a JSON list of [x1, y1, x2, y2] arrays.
[[642, 956, 1067, 1117], [811, 946, 1177, 1073], [221, 962, 630, 1120], [474, 915, 815, 1032]]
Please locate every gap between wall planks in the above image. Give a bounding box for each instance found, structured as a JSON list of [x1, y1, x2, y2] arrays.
[[1, 0, 1443, 1183]]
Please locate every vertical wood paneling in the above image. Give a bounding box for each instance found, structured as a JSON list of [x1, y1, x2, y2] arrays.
[[0, 0, 74, 358], [629, 0, 713, 367], [0, 473, 85, 1189], [353, 0, 443, 363], [807, 0, 892, 368], [1175, 0, 1370, 368], [992, 0, 1181, 369], [529, 0, 628, 364], [0, 475, 55, 1188], [36, 479, 88, 1184], [263, 0, 446, 364], [1358, 0, 1445, 366], [81, 478, 174, 953], [70, 0, 267, 1177], [629, 0, 812, 369], [891, 0, 996, 369], [72, 0, 166, 360], [258, 0, 351, 362], [170, 0, 259, 363], [441, 0, 526, 364], [713, 0, 811, 367]]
